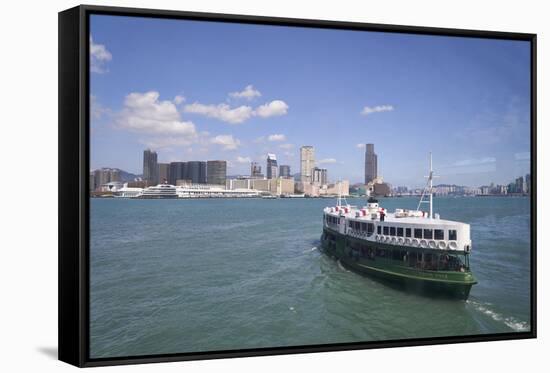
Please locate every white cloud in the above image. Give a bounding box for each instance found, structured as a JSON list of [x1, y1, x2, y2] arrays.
[[356, 143, 366, 149], [236, 156, 252, 163], [318, 158, 337, 164], [174, 95, 186, 104], [279, 143, 294, 149], [90, 36, 112, 74], [90, 95, 110, 120], [210, 135, 241, 150], [184, 102, 254, 124], [229, 85, 261, 101], [453, 157, 496, 167], [254, 100, 289, 118], [184, 99, 289, 124], [268, 134, 286, 142], [361, 105, 394, 116], [116, 91, 198, 143]]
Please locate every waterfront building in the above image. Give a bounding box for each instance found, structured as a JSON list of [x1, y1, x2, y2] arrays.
[[90, 168, 121, 191], [227, 178, 254, 190], [320, 180, 350, 196], [366, 176, 391, 197], [312, 167, 328, 185], [207, 160, 227, 185], [300, 146, 315, 182], [364, 143, 378, 185], [266, 153, 278, 179], [525, 174, 531, 194], [158, 163, 170, 184], [187, 161, 207, 184], [169, 162, 187, 185], [251, 162, 263, 178], [279, 164, 291, 178], [143, 149, 158, 185]]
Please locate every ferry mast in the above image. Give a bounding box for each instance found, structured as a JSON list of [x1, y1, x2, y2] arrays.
[[417, 152, 437, 219]]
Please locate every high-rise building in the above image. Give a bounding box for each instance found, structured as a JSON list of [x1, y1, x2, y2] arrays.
[[207, 160, 227, 185], [158, 163, 170, 184], [169, 162, 187, 185], [279, 165, 291, 178], [187, 161, 207, 184], [525, 173, 531, 194], [251, 162, 263, 178], [515, 176, 524, 194], [300, 146, 315, 182], [266, 153, 278, 179], [312, 167, 328, 185], [90, 168, 121, 191], [143, 149, 158, 185], [364, 143, 378, 185]]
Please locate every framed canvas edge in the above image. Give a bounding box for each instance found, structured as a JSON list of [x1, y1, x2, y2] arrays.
[[58, 4, 538, 368]]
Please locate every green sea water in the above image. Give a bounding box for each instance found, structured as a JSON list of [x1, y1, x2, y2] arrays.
[[89, 196, 531, 358]]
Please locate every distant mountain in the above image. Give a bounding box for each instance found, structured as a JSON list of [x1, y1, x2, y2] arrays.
[[118, 169, 142, 182], [92, 167, 142, 182]]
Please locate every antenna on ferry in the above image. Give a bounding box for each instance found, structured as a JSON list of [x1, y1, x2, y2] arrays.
[[336, 179, 348, 208], [416, 152, 438, 219]]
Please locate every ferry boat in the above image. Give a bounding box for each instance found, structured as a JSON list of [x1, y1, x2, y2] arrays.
[[320, 154, 477, 299], [138, 183, 178, 199]]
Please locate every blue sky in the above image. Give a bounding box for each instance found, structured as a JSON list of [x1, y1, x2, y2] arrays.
[[90, 15, 531, 187]]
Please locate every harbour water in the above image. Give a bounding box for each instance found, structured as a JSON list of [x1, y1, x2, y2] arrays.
[[90, 196, 531, 358]]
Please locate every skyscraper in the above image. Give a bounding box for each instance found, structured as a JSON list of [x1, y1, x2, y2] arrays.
[[158, 163, 170, 184], [187, 161, 207, 184], [266, 154, 278, 179], [312, 167, 328, 185], [364, 143, 378, 185], [169, 161, 187, 185], [143, 149, 158, 185], [279, 165, 291, 178], [250, 162, 263, 178], [300, 146, 315, 182], [207, 160, 227, 185]]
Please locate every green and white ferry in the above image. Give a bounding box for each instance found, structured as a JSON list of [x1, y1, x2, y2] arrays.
[[321, 155, 477, 299]]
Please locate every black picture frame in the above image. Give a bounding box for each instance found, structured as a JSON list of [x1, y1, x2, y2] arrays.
[[59, 4, 537, 368]]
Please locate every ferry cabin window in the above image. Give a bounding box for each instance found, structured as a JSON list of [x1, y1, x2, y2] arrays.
[[390, 227, 396, 236], [397, 227, 404, 237], [449, 229, 457, 241], [434, 229, 444, 240], [383, 226, 389, 235], [424, 229, 433, 239], [414, 228, 423, 239], [377, 226, 381, 234], [367, 223, 374, 235], [405, 228, 411, 237]]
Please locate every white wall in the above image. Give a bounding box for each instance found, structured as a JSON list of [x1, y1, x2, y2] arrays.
[[0, 0, 547, 371]]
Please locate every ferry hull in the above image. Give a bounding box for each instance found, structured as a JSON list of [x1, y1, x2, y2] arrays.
[[321, 227, 475, 300]]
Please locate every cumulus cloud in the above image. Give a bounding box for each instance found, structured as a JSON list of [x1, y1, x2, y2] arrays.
[[116, 91, 198, 142], [236, 156, 252, 163], [174, 95, 186, 104], [90, 36, 112, 74], [361, 105, 394, 116], [184, 99, 289, 124], [184, 102, 254, 124], [356, 143, 366, 149], [229, 85, 261, 100], [268, 134, 286, 142], [90, 95, 110, 120], [210, 134, 241, 150], [318, 158, 337, 164], [254, 100, 289, 118]]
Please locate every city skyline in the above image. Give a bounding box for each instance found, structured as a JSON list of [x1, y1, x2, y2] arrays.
[[90, 15, 531, 187]]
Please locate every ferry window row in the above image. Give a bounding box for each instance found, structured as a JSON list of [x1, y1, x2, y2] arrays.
[[376, 225, 457, 241], [326, 216, 340, 225], [348, 220, 375, 235]]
